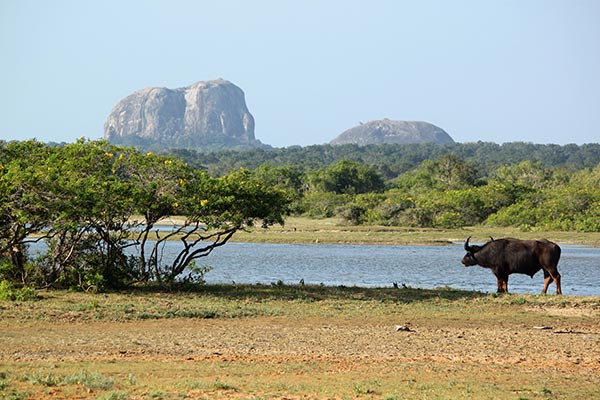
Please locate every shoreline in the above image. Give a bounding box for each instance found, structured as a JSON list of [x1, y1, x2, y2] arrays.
[[229, 217, 600, 247]]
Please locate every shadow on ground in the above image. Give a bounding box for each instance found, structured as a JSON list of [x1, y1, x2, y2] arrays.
[[133, 283, 488, 303]]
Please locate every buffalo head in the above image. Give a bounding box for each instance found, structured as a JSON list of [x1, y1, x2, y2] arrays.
[[461, 236, 482, 266]]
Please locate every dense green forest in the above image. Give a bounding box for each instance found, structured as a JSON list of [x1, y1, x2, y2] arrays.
[[1, 139, 599, 291], [170, 142, 600, 178], [169, 141, 600, 231]]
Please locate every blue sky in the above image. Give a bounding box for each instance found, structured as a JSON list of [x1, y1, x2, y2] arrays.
[[1, 0, 599, 147]]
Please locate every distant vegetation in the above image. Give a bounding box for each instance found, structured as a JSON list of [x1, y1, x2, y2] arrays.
[[1, 139, 599, 290], [170, 142, 600, 177], [169, 141, 600, 230]]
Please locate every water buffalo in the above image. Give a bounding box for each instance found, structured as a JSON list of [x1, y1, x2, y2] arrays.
[[461, 237, 562, 294]]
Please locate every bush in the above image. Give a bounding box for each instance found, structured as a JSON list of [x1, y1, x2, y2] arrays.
[[0, 280, 37, 301], [433, 211, 464, 229], [300, 192, 351, 218], [179, 262, 212, 285], [338, 205, 367, 225]]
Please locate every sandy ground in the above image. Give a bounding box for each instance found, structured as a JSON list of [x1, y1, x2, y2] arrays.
[[1, 316, 599, 371], [2, 308, 600, 399], [0, 296, 600, 399]]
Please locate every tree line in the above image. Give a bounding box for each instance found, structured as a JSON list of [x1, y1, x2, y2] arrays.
[[170, 142, 600, 231], [246, 156, 600, 231], [0, 139, 290, 290], [170, 141, 600, 178]]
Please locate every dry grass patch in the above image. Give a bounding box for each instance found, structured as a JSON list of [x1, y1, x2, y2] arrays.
[[1, 286, 599, 399], [231, 217, 600, 246]]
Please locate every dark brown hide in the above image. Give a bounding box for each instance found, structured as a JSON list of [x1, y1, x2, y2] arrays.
[[462, 237, 562, 294]]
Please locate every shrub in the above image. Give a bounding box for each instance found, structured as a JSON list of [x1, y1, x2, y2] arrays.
[[0, 280, 37, 301]]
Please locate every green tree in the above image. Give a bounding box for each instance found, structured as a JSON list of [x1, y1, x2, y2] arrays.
[[40, 140, 140, 289], [394, 155, 478, 192], [308, 159, 385, 195], [339, 193, 387, 225], [252, 164, 305, 213], [0, 140, 293, 288], [0, 140, 54, 283], [117, 149, 192, 282], [148, 168, 291, 283]]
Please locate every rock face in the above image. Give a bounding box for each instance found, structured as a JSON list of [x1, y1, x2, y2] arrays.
[[104, 79, 262, 150], [330, 119, 454, 146]]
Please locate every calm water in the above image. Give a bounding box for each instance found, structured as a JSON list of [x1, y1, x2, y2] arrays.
[[158, 242, 599, 296], [28, 241, 600, 295]]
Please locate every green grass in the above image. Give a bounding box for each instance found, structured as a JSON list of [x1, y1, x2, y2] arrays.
[[231, 216, 600, 246], [1, 283, 596, 324]]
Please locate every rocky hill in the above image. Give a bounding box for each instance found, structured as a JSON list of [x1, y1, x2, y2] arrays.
[[330, 119, 454, 145], [104, 79, 265, 150]]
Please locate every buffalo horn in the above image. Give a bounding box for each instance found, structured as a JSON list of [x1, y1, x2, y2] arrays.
[[464, 236, 473, 252]]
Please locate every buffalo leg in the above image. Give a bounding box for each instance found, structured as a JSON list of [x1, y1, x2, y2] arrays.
[[496, 277, 508, 293], [552, 272, 562, 295], [543, 269, 562, 295], [542, 277, 553, 294], [542, 270, 552, 294]]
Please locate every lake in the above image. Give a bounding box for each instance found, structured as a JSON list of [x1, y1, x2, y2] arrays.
[[27, 240, 600, 296], [157, 241, 599, 296]]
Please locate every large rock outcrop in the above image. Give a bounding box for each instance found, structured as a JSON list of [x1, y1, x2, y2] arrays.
[[330, 119, 454, 146], [104, 79, 263, 150]]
